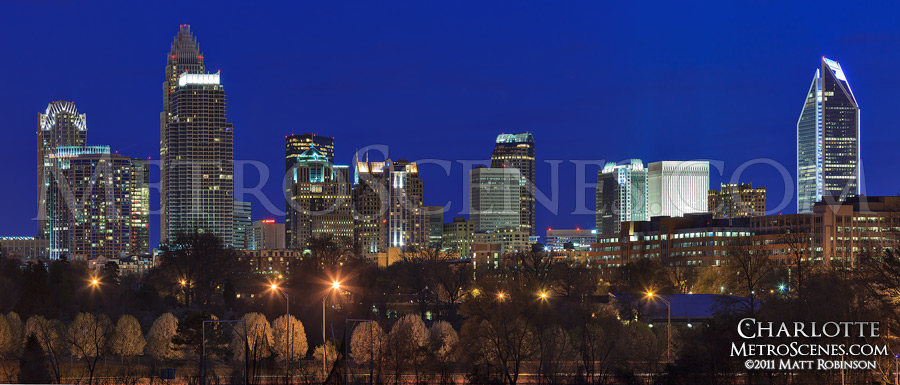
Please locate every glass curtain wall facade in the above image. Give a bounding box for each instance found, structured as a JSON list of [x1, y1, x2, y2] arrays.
[[797, 57, 860, 213]]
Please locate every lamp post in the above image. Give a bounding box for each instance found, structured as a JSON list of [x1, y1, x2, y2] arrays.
[[271, 284, 292, 384], [323, 281, 341, 378], [647, 292, 672, 363]]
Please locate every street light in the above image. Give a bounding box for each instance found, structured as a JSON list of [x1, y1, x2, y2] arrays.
[[539, 291, 549, 301], [497, 292, 506, 301], [270, 283, 292, 384], [647, 292, 672, 363], [323, 281, 341, 378]]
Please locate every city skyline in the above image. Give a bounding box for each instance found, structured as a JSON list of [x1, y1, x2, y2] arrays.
[[2, 3, 900, 248]]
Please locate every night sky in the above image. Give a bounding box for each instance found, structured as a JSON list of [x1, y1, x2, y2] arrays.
[[2, 1, 900, 247]]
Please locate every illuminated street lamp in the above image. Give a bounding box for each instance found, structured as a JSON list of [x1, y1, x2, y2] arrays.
[[270, 283, 293, 384], [323, 281, 341, 377], [647, 292, 672, 363]]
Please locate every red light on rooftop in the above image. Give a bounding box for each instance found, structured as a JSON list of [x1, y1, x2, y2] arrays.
[[576, 227, 580, 231]]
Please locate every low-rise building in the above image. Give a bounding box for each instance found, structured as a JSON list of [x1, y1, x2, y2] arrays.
[[472, 227, 533, 256], [442, 217, 473, 257], [0, 237, 49, 260], [545, 228, 596, 251], [238, 249, 303, 276], [590, 196, 900, 269]]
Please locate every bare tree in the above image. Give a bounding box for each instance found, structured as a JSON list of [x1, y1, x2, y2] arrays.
[[778, 223, 815, 299], [272, 314, 308, 377], [350, 321, 386, 381], [231, 312, 273, 381], [4, 312, 23, 357], [146, 312, 180, 362], [387, 314, 428, 384], [111, 314, 146, 358], [24, 315, 66, 383], [67, 312, 113, 385], [313, 340, 337, 376], [428, 321, 458, 384], [725, 238, 775, 316]]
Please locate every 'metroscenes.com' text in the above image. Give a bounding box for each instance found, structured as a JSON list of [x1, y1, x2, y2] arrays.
[[731, 318, 888, 370]]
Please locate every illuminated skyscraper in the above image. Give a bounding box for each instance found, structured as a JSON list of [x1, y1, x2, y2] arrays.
[[160, 25, 235, 245], [423, 205, 444, 249], [286, 147, 353, 249], [233, 201, 252, 250], [596, 160, 648, 235], [46, 146, 150, 260], [490, 133, 535, 235], [286, 133, 335, 168], [647, 161, 709, 217], [37, 101, 87, 239], [250, 219, 286, 250], [470, 167, 522, 232], [353, 158, 427, 252], [285, 134, 340, 246], [709, 183, 766, 220], [442, 217, 474, 257], [797, 57, 860, 213]]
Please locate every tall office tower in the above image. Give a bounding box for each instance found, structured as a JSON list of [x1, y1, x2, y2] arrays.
[[490, 133, 535, 235], [469, 167, 522, 232], [286, 147, 353, 249], [285, 135, 338, 246], [423, 205, 444, 249], [352, 159, 385, 254], [709, 183, 767, 220], [37, 101, 87, 239], [250, 219, 286, 250], [286, 133, 335, 168], [130, 159, 151, 254], [353, 158, 427, 252], [442, 217, 474, 257], [384, 159, 427, 250], [797, 57, 860, 213], [160, 25, 235, 246], [46, 146, 150, 260], [233, 201, 252, 250], [595, 160, 648, 235], [647, 161, 709, 217]]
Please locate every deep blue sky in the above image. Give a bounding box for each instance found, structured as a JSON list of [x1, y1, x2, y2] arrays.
[[2, 1, 900, 247]]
